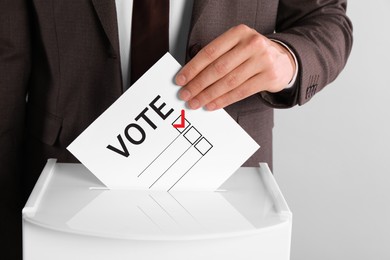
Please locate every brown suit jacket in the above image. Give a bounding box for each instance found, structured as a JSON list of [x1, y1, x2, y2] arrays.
[[0, 0, 352, 258]]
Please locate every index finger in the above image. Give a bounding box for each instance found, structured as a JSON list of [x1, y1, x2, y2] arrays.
[[175, 25, 245, 86]]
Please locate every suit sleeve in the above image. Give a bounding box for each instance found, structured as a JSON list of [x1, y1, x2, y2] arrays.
[[261, 0, 353, 108], [0, 0, 31, 257], [0, 0, 31, 244]]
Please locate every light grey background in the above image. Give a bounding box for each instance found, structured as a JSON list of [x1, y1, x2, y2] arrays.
[[273, 1, 390, 259]]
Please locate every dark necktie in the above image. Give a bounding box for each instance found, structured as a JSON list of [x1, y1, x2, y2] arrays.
[[130, 0, 169, 85]]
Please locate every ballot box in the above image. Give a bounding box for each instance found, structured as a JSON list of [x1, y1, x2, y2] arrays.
[[22, 159, 292, 260]]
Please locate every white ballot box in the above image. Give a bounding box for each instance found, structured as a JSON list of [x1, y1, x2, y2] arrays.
[[22, 159, 292, 260]]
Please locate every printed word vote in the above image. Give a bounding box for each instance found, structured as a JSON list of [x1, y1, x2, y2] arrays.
[[106, 95, 174, 157]]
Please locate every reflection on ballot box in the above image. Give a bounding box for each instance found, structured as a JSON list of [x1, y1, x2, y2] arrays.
[[67, 189, 253, 236], [23, 160, 292, 260]]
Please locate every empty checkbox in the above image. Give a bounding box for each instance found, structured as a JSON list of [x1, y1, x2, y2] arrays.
[[195, 137, 213, 155], [183, 126, 201, 144]]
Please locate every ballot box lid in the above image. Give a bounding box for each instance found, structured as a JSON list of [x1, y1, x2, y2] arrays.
[[23, 160, 291, 241]]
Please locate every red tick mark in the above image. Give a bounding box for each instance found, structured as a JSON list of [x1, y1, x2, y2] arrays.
[[173, 109, 185, 128]]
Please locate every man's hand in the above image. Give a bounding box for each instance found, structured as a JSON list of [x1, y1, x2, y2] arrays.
[[175, 24, 296, 110]]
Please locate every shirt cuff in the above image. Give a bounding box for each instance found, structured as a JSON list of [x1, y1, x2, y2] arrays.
[[270, 39, 299, 89]]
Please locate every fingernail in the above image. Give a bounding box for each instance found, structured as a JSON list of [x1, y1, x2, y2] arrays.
[[188, 99, 200, 109], [179, 89, 191, 101], [206, 102, 217, 111], [176, 74, 186, 85]]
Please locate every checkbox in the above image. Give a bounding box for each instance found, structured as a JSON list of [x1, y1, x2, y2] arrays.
[[183, 126, 201, 144], [195, 137, 213, 155], [172, 115, 191, 133]]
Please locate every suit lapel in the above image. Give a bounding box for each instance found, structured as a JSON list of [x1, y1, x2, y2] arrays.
[[91, 0, 120, 56], [190, 0, 211, 30]]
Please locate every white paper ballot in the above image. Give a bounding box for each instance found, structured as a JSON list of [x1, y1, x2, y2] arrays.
[[68, 53, 259, 191]]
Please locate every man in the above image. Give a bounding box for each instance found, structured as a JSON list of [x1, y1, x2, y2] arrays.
[[0, 0, 352, 258]]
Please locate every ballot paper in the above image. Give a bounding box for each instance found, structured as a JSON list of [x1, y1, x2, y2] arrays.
[[68, 53, 259, 191]]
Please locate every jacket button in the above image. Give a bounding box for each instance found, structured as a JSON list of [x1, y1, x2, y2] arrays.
[[189, 43, 202, 59]]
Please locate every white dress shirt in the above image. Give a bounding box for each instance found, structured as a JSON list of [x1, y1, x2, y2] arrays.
[[114, 0, 297, 91]]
